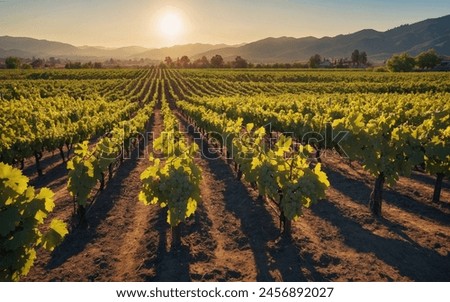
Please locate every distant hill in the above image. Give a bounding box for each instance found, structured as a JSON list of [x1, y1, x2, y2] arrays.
[[1, 14, 449, 63], [0, 36, 78, 57], [76, 46, 149, 58], [196, 14, 450, 63], [0, 36, 133, 60], [131, 43, 233, 60], [0, 36, 234, 62]]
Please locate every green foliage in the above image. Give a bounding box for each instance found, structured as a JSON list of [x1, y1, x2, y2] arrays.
[[359, 51, 368, 65], [416, 49, 441, 69], [351, 49, 360, 65], [67, 141, 98, 206], [0, 90, 143, 166], [5, 57, 21, 69], [333, 112, 424, 186], [176, 94, 331, 222], [0, 163, 68, 281], [139, 89, 202, 227], [386, 53, 415, 72], [235, 125, 329, 220], [66, 98, 155, 208], [1, 67, 449, 240], [65, 62, 82, 69], [178, 56, 190, 68], [139, 145, 201, 226], [350, 49, 368, 66], [417, 117, 450, 177], [172, 69, 448, 209], [233, 56, 248, 68], [308, 54, 321, 68], [65, 72, 157, 210], [373, 66, 388, 72], [210, 54, 224, 68]]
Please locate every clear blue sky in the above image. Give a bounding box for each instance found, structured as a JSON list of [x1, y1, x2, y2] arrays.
[[0, 0, 449, 48]]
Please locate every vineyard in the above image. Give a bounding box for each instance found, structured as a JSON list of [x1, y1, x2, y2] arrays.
[[0, 68, 449, 281]]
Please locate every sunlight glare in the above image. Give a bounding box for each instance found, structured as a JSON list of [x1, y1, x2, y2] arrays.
[[158, 10, 183, 39]]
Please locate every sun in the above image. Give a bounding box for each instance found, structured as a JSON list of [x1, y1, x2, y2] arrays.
[[158, 10, 184, 39]]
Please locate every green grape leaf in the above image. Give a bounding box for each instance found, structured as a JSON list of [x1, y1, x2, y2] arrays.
[[41, 219, 68, 251], [0, 162, 29, 205], [36, 187, 55, 213], [0, 206, 20, 236]]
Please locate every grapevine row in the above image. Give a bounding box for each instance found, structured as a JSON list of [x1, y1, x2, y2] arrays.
[[66, 74, 159, 220], [139, 79, 202, 248]]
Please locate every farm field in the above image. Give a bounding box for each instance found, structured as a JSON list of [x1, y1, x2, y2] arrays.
[[1, 68, 449, 282]]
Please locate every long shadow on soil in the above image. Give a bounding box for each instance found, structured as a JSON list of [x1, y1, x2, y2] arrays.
[[143, 206, 192, 281], [28, 160, 68, 189], [45, 149, 142, 270], [325, 168, 450, 226], [143, 198, 217, 281], [410, 171, 450, 191], [310, 199, 450, 281], [180, 118, 315, 281], [207, 145, 315, 281], [24, 139, 98, 183], [22, 150, 67, 179]]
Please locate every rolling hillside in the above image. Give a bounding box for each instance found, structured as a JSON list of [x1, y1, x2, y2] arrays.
[[196, 14, 450, 63]]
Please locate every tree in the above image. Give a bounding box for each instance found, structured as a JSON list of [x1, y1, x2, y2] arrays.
[[359, 51, 368, 65], [233, 56, 248, 68], [200, 56, 209, 68], [164, 56, 173, 68], [416, 49, 441, 69], [82, 61, 93, 68], [210, 54, 224, 68], [200, 56, 210, 68], [5, 57, 21, 69], [386, 53, 415, 72], [179, 55, 190, 68], [48, 57, 60, 67], [31, 58, 45, 69], [351, 49, 360, 66], [192, 56, 210, 68], [65, 61, 82, 69], [308, 54, 321, 68]]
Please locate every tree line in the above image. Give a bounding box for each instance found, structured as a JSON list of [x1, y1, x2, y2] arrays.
[[1, 49, 445, 71], [162, 55, 313, 69], [161, 55, 251, 68], [1, 57, 104, 69], [308, 49, 368, 68], [386, 49, 442, 72]]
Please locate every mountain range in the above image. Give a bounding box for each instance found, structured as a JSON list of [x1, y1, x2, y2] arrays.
[[1, 14, 449, 64]]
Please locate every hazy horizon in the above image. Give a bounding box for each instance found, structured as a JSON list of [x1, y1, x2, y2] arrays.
[[1, 0, 449, 48]]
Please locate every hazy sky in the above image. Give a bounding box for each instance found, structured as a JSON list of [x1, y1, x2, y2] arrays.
[[0, 0, 449, 48]]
